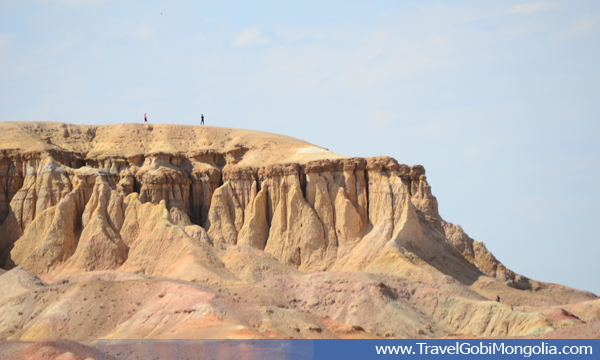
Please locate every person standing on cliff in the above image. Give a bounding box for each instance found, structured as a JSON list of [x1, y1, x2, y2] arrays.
[[496, 295, 500, 302], [144, 113, 148, 123], [201, 114, 204, 125]]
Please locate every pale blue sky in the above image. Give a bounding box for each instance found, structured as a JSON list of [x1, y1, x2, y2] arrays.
[[1, 0, 599, 295]]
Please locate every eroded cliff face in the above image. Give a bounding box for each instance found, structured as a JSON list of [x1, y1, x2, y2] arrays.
[[0, 122, 569, 289], [0, 141, 537, 291], [0, 122, 597, 340]]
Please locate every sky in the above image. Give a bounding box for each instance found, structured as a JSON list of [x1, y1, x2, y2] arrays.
[[1, 0, 599, 295]]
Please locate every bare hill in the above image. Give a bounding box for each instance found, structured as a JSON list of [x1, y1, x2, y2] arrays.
[[0, 121, 597, 346]]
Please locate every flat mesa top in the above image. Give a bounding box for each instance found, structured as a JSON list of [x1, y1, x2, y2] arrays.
[[0, 121, 346, 167]]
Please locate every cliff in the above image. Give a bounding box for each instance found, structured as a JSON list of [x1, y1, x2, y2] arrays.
[[0, 121, 597, 340]]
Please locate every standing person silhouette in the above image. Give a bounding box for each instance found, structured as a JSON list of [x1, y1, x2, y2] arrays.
[[144, 113, 148, 123], [201, 114, 204, 125]]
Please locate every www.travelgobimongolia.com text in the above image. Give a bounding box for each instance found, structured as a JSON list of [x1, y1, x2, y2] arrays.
[[375, 342, 593, 357]]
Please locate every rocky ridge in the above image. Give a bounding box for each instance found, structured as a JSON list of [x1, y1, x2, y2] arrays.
[[0, 121, 598, 343]]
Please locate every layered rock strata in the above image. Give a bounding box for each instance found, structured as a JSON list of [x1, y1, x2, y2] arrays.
[[0, 122, 597, 340], [0, 123, 551, 290], [0, 145, 531, 290]]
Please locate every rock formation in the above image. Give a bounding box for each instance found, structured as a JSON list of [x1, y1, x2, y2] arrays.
[[0, 121, 598, 342]]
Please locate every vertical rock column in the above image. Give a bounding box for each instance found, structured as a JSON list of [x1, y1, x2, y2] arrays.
[[261, 164, 329, 271], [222, 167, 270, 249], [223, 167, 257, 214], [409, 165, 440, 220], [0, 154, 24, 225], [305, 170, 337, 249], [0, 155, 12, 224], [9, 189, 82, 275], [365, 157, 394, 231], [205, 166, 257, 247], [61, 177, 128, 273], [189, 168, 221, 227], [303, 158, 367, 249], [206, 180, 244, 246], [9, 156, 73, 231], [8, 169, 115, 275], [237, 180, 269, 249]]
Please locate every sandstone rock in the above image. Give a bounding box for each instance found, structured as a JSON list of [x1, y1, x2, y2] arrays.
[[0, 154, 23, 224], [365, 158, 394, 227], [0, 212, 23, 268], [407, 165, 440, 219], [183, 225, 212, 245], [118, 194, 236, 284], [0, 122, 596, 341], [237, 181, 269, 249], [9, 189, 81, 275], [441, 220, 532, 288], [189, 166, 221, 227], [389, 194, 426, 252], [137, 157, 192, 214], [334, 187, 362, 246], [9, 156, 73, 231], [0, 155, 89, 267], [116, 168, 134, 196], [264, 175, 328, 271], [170, 206, 192, 226], [442, 222, 475, 261], [206, 181, 242, 246], [305, 173, 337, 250], [57, 178, 128, 274]]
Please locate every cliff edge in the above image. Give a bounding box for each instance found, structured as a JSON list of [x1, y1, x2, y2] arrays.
[[0, 121, 597, 340]]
